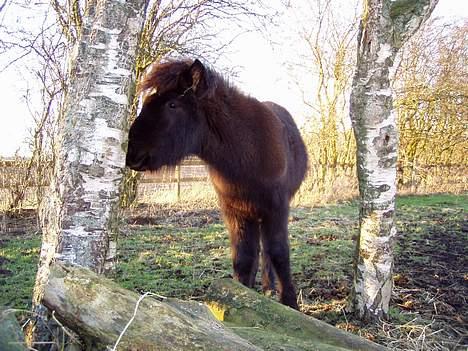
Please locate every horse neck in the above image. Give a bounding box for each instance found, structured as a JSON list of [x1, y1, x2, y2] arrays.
[[196, 96, 245, 178], [197, 113, 227, 167]]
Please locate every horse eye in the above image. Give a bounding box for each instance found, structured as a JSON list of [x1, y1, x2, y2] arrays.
[[168, 102, 176, 109]]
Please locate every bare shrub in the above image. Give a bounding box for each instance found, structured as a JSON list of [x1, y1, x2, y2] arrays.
[[0, 156, 39, 213]]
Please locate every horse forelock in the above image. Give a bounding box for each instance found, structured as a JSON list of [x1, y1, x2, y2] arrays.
[[137, 60, 192, 97]]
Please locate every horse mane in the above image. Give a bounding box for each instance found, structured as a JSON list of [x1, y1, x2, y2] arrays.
[[138, 59, 223, 99]]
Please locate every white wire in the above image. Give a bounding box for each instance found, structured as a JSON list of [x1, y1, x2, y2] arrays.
[[111, 291, 166, 351]]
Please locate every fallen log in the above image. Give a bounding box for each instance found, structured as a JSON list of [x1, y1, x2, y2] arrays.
[[43, 263, 387, 350], [206, 279, 388, 351], [43, 263, 259, 351], [0, 308, 28, 351]]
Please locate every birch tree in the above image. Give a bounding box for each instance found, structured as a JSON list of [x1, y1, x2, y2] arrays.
[[27, 0, 147, 346], [348, 0, 439, 321]]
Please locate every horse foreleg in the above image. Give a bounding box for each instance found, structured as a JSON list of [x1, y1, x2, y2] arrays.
[[224, 211, 260, 287]]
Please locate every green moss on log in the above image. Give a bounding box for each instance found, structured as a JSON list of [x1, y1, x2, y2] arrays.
[[0, 308, 28, 351], [43, 263, 259, 351], [42, 264, 388, 350], [206, 279, 388, 351]]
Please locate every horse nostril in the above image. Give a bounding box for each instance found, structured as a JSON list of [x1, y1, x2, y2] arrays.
[[125, 145, 135, 163]]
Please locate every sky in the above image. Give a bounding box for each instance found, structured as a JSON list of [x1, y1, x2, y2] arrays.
[[0, 0, 466, 157]]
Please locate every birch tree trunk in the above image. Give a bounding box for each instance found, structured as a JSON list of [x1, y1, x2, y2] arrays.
[[348, 0, 439, 321], [27, 0, 147, 347]]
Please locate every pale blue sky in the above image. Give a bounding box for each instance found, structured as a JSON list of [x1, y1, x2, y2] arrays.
[[0, 0, 465, 157]]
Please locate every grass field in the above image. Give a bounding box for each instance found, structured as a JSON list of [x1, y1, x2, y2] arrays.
[[1, 193, 466, 350]]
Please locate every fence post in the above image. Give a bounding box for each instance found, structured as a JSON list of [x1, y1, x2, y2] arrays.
[[410, 159, 417, 193], [176, 165, 181, 201]]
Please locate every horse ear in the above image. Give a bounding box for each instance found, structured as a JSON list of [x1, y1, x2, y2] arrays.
[[178, 59, 207, 95], [189, 59, 206, 93]]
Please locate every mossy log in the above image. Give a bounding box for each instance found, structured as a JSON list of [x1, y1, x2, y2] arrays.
[[43, 263, 260, 350], [206, 279, 388, 351], [0, 308, 28, 351], [43, 263, 387, 350]]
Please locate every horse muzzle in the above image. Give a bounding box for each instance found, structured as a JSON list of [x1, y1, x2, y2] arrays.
[[126, 145, 149, 171]]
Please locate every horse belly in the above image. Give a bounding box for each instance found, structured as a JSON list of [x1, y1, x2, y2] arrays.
[[210, 169, 276, 217]]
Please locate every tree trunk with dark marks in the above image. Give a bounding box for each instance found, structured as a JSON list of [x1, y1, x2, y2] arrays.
[[27, 0, 147, 348], [348, 0, 439, 321]]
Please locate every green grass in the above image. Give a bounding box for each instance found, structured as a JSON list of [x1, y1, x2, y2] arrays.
[[289, 203, 357, 289], [1, 193, 464, 307], [0, 236, 40, 309], [397, 193, 467, 210], [113, 223, 232, 298], [1, 193, 466, 335]]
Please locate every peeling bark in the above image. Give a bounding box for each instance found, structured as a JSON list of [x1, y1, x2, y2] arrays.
[[28, 0, 147, 347], [348, 0, 439, 320]]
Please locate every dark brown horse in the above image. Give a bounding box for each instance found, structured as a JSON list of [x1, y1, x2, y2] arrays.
[[126, 59, 308, 309]]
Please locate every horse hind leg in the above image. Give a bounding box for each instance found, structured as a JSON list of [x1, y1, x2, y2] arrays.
[[260, 240, 276, 294], [261, 210, 298, 310], [224, 211, 260, 287]]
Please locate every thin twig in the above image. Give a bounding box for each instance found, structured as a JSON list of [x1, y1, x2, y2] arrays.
[[51, 310, 80, 343]]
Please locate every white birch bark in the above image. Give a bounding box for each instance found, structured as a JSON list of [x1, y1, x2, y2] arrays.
[[28, 0, 147, 346], [348, 0, 439, 320]]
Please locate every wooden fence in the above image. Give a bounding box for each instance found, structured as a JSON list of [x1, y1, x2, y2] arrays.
[[1, 157, 466, 203], [138, 159, 467, 200], [139, 158, 209, 199]]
